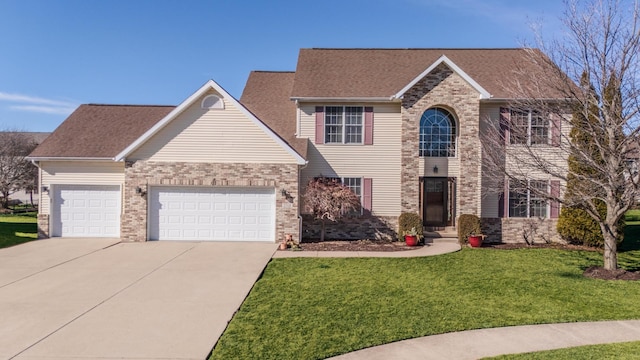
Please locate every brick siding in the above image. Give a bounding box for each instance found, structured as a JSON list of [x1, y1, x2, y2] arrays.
[[121, 161, 299, 242]]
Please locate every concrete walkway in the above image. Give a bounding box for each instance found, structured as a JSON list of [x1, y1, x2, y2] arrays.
[[329, 320, 640, 359], [272, 241, 461, 258], [274, 244, 640, 359]]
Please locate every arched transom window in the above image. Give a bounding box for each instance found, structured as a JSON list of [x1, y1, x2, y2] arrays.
[[419, 108, 457, 157]]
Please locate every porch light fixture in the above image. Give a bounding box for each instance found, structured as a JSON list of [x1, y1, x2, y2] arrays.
[[280, 188, 294, 202], [135, 186, 146, 196], [41, 186, 49, 194], [433, 166, 439, 174]]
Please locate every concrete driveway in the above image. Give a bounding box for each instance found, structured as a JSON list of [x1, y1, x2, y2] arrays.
[[0, 238, 277, 360]]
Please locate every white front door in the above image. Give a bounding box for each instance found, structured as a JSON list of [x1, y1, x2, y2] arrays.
[[148, 187, 275, 241], [51, 185, 121, 237]]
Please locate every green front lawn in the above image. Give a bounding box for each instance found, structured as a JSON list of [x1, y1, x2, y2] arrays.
[[211, 243, 640, 360], [485, 341, 640, 359], [0, 212, 38, 248]]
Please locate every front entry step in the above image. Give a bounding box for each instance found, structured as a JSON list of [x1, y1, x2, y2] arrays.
[[424, 227, 458, 244]]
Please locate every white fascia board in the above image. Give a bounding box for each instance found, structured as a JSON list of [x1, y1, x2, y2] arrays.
[[290, 97, 398, 102], [393, 55, 492, 100], [115, 79, 307, 165], [482, 97, 574, 102], [26, 157, 115, 162]]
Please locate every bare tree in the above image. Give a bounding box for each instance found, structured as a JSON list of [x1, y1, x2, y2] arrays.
[[483, 0, 640, 270], [303, 178, 361, 242], [0, 131, 39, 209]]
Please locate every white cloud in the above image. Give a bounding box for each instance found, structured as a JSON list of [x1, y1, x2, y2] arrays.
[[0, 91, 78, 115], [9, 105, 77, 115]]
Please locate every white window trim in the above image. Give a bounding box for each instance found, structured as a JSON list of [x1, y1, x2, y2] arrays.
[[324, 106, 364, 145], [508, 179, 550, 218]]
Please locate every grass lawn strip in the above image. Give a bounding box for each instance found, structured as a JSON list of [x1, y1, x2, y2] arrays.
[[0, 212, 37, 248], [211, 246, 640, 360], [484, 340, 640, 359]]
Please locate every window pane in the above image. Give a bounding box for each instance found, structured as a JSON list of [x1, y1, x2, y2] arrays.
[[325, 107, 343, 143], [510, 109, 529, 145], [343, 177, 361, 196], [530, 112, 549, 145], [345, 107, 363, 143], [342, 177, 362, 215], [419, 108, 456, 157], [509, 180, 528, 217], [529, 180, 548, 217]]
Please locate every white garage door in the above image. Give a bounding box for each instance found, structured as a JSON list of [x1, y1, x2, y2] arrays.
[[148, 187, 275, 241], [51, 185, 121, 237]]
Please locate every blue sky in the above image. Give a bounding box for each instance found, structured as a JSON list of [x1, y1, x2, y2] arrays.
[[0, 0, 564, 132]]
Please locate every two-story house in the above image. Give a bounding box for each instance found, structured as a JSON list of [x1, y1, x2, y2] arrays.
[[29, 48, 568, 243]]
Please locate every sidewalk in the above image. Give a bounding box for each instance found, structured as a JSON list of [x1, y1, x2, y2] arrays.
[[328, 320, 640, 359], [272, 241, 461, 258]]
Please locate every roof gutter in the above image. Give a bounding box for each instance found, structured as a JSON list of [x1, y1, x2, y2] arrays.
[[482, 97, 576, 103], [26, 156, 117, 162], [290, 96, 399, 102]]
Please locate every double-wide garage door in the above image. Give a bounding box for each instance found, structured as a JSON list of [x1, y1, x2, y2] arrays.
[[148, 187, 275, 242], [51, 185, 121, 237]]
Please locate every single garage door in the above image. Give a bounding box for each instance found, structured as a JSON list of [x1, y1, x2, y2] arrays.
[[51, 185, 121, 237], [148, 187, 275, 241]]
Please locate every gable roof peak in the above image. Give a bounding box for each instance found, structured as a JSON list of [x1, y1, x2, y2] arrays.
[[394, 54, 491, 100], [115, 79, 306, 165]]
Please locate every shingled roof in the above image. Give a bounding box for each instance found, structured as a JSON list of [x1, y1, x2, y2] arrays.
[[290, 48, 559, 99], [240, 71, 308, 159], [30, 104, 175, 158]]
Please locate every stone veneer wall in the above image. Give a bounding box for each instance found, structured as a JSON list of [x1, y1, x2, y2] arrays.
[[401, 63, 482, 217], [482, 217, 561, 244], [122, 161, 299, 242], [37, 213, 49, 239], [301, 214, 398, 241]]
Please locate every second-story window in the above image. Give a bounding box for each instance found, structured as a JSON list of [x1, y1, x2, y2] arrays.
[[510, 109, 550, 145], [419, 107, 457, 157], [325, 106, 363, 144]]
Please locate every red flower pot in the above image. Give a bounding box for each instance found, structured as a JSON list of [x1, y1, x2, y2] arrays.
[[405, 235, 418, 247], [468, 235, 483, 248]]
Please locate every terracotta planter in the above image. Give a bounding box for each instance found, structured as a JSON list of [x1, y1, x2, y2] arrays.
[[404, 235, 419, 247], [279, 242, 288, 250], [468, 235, 483, 248]]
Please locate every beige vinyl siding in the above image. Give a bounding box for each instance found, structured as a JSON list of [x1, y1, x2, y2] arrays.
[[299, 102, 401, 216], [39, 161, 125, 215], [130, 90, 297, 163]]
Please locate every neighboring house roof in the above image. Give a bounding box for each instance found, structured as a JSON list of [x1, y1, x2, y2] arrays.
[[240, 71, 308, 159], [290, 48, 561, 99], [29, 105, 175, 159], [14, 132, 50, 144]]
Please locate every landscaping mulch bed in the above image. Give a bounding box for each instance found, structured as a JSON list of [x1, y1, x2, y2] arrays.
[[583, 265, 640, 281], [486, 242, 598, 252], [487, 242, 640, 281], [295, 239, 423, 252]]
